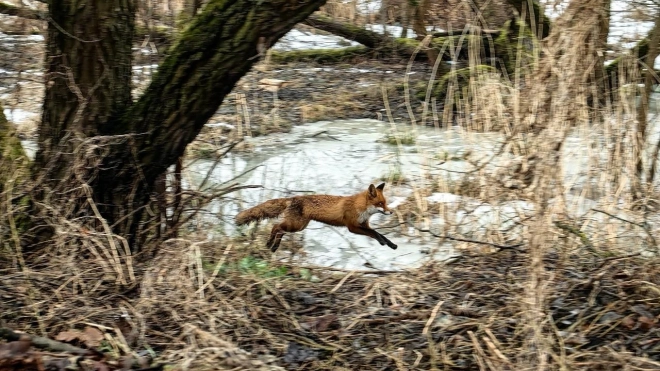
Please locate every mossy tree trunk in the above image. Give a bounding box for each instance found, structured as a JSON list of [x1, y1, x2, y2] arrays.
[[636, 10, 660, 196], [303, 14, 394, 49], [504, 0, 552, 39], [302, 14, 498, 62], [0, 102, 28, 194], [36, 0, 135, 176], [0, 103, 30, 257], [31, 0, 327, 251], [32, 0, 136, 246]]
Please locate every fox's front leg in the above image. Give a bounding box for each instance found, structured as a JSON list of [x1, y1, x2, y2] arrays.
[[347, 225, 398, 250], [371, 229, 398, 250]]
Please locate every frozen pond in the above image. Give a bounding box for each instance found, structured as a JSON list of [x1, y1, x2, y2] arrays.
[[189, 120, 533, 270], [188, 120, 472, 270], [186, 113, 660, 270]]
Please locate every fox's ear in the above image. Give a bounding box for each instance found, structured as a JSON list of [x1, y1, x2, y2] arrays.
[[368, 184, 377, 198], [377, 183, 385, 191]]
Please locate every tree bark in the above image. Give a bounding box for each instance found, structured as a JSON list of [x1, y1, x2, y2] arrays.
[[504, 0, 552, 39], [303, 14, 393, 49], [410, 0, 438, 64], [411, 0, 429, 39], [37, 0, 135, 155], [592, 0, 610, 108], [30, 0, 136, 247], [636, 11, 660, 194]]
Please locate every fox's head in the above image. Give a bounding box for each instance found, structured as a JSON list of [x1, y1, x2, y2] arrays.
[[367, 183, 392, 216]]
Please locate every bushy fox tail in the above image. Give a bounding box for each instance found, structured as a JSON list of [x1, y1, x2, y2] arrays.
[[235, 198, 290, 226]]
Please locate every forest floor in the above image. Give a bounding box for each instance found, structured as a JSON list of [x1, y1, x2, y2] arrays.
[[2, 238, 660, 370]]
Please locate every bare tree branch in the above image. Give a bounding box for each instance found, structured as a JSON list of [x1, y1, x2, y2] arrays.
[[417, 228, 524, 251], [0, 327, 92, 355]]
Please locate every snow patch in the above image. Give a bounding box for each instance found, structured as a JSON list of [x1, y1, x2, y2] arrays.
[[273, 29, 360, 51], [3, 108, 39, 124]]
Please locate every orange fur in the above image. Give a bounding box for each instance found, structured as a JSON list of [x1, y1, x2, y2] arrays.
[[235, 183, 397, 252]]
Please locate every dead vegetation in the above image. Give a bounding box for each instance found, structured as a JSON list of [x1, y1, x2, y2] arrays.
[[2, 240, 660, 370]]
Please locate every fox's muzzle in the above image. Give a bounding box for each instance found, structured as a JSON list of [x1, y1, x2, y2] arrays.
[[379, 208, 392, 215]]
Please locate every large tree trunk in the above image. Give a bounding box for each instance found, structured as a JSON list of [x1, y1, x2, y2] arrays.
[[31, 0, 327, 251], [635, 10, 660, 196], [30, 0, 136, 248], [36, 0, 135, 171]]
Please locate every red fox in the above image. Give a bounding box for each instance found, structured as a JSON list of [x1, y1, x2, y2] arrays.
[[235, 183, 397, 252]]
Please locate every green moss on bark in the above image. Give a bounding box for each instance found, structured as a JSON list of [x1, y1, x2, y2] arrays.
[[504, 0, 552, 39], [270, 46, 369, 64], [0, 102, 31, 238], [0, 103, 28, 187], [493, 20, 538, 74]]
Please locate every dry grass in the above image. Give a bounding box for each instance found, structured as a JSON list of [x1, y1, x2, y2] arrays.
[[2, 238, 660, 370]]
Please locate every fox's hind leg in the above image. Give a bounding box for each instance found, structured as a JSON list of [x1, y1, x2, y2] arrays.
[[266, 225, 284, 252], [267, 218, 310, 252]]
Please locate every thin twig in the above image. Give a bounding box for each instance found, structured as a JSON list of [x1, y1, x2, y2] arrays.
[[417, 228, 523, 251]]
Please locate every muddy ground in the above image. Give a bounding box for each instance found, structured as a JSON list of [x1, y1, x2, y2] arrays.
[[211, 59, 437, 134], [1, 21, 439, 143]]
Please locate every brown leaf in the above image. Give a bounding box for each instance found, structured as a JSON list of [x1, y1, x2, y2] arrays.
[[55, 327, 104, 348], [93, 360, 111, 371], [637, 316, 656, 331], [82, 327, 104, 348], [55, 329, 83, 343], [313, 314, 340, 332], [621, 316, 636, 330], [0, 335, 32, 357]]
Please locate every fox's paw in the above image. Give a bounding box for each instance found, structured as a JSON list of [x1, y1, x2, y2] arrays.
[[265, 239, 279, 252], [266, 241, 280, 252], [388, 242, 398, 250]]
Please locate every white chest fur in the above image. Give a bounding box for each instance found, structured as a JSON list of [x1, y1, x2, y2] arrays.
[[357, 205, 379, 224]]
